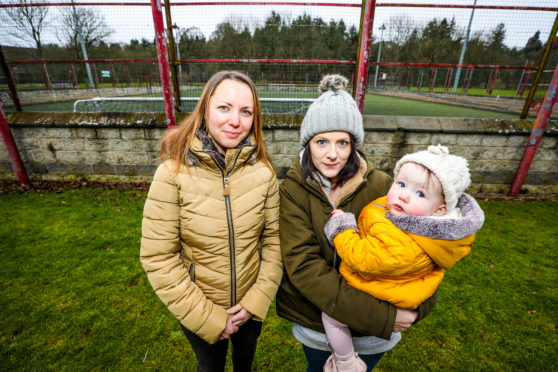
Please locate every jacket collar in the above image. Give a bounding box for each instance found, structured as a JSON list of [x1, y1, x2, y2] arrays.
[[332, 156, 368, 206], [188, 129, 257, 173], [287, 151, 372, 207]]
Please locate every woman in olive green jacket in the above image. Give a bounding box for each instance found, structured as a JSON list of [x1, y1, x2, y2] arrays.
[[141, 71, 282, 372], [276, 75, 437, 372]]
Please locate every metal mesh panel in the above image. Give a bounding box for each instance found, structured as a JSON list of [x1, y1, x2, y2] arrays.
[[1, 0, 557, 118]]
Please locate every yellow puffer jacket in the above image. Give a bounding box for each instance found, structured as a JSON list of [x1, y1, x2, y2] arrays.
[[334, 196, 474, 309], [140, 134, 282, 344]]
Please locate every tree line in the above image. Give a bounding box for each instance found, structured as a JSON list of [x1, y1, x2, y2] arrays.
[[2, 6, 550, 89]]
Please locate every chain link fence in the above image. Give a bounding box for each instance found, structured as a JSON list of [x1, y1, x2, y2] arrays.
[[1, 0, 557, 118]]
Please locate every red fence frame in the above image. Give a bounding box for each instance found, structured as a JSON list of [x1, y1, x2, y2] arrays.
[[151, 0, 176, 128], [509, 64, 558, 196], [0, 104, 29, 185]]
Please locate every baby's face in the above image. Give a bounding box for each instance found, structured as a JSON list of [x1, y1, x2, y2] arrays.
[[386, 162, 447, 217]]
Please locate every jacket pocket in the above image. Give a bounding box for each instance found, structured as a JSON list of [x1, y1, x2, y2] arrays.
[[189, 263, 196, 283]]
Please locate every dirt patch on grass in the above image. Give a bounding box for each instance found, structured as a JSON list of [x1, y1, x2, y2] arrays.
[[0, 179, 151, 194], [470, 193, 558, 202]]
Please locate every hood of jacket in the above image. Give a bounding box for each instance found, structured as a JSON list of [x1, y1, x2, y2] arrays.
[[351, 196, 474, 270], [408, 231, 474, 269], [187, 128, 258, 173], [284, 151, 371, 208]]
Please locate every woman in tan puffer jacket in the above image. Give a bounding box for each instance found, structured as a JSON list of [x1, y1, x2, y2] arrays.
[[140, 71, 282, 372]]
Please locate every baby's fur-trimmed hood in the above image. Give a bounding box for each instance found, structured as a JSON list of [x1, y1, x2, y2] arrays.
[[385, 193, 484, 241]]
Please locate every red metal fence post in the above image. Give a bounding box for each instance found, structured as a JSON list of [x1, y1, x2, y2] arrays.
[[430, 68, 438, 92], [465, 68, 473, 94], [151, 0, 176, 128], [508, 64, 558, 196], [124, 65, 130, 86], [109, 64, 116, 87], [354, 0, 376, 113], [0, 104, 30, 185], [488, 65, 499, 95], [92, 63, 99, 87], [443, 67, 454, 92], [520, 61, 534, 98], [68, 63, 78, 88]]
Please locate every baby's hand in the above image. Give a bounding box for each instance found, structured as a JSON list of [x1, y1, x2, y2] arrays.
[[331, 209, 345, 218]]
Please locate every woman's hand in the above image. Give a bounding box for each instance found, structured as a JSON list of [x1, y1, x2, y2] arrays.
[[219, 316, 239, 340], [227, 304, 253, 327], [219, 304, 253, 340], [393, 308, 418, 333]]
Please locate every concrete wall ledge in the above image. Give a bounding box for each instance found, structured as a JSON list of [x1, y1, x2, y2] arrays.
[[2, 112, 558, 195], [6, 112, 558, 135]]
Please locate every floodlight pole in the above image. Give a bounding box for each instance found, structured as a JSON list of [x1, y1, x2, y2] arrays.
[[373, 24, 386, 89], [151, 0, 176, 128], [452, 0, 476, 94], [173, 24, 183, 88], [71, 0, 94, 88], [0, 103, 29, 185], [354, 0, 377, 113], [509, 64, 558, 196]]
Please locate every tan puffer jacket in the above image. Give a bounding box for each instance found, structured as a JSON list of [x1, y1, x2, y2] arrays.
[[141, 134, 282, 344]]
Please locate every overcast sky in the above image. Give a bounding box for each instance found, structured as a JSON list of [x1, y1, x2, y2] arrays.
[[1, 0, 556, 50]]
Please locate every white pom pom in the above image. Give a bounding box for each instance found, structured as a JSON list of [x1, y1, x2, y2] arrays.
[[319, 74, 348, 95], [428, 144, 449, 155]]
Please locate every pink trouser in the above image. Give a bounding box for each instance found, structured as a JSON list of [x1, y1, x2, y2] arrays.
[[322, 312, 355, 360]]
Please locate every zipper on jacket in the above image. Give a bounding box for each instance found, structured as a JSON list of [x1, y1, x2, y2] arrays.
[[223, 175, 237, 307], [208, 153, 237, 307], [330, 199, 338, 269]]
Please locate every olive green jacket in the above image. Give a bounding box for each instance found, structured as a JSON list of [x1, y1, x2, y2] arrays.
[[276, 154, 438, 340]]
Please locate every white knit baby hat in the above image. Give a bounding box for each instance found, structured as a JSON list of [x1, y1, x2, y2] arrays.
[[394, 144, 471, 211]]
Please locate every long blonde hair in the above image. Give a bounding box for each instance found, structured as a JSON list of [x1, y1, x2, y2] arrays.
[[160, 70, 273, 172]]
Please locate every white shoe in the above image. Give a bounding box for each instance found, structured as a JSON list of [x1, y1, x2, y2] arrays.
[[323, 353, 338, 372], [335, 353, 367, 372]]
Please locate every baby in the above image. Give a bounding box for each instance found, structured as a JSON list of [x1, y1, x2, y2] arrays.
[[322, 145, 485, 372]]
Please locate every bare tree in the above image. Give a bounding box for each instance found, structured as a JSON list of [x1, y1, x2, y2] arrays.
[[2, 0, 50, 59], [58, 6, 113, 59], [386, 15, 417, 47]]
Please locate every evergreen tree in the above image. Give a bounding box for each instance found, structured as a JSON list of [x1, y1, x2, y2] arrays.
[[523, 30, 543, 60]]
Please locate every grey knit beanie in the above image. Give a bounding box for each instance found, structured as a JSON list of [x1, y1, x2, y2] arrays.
[[300, 74, 364, 147]]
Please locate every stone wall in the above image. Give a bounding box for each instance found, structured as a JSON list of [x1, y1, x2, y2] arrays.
[[1, 112, 557, 194]]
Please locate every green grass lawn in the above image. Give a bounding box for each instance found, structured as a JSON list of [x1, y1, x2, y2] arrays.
[[5, 89, 525, 119], [0, 186, 557, 371], [362, 94, 520, 119]]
